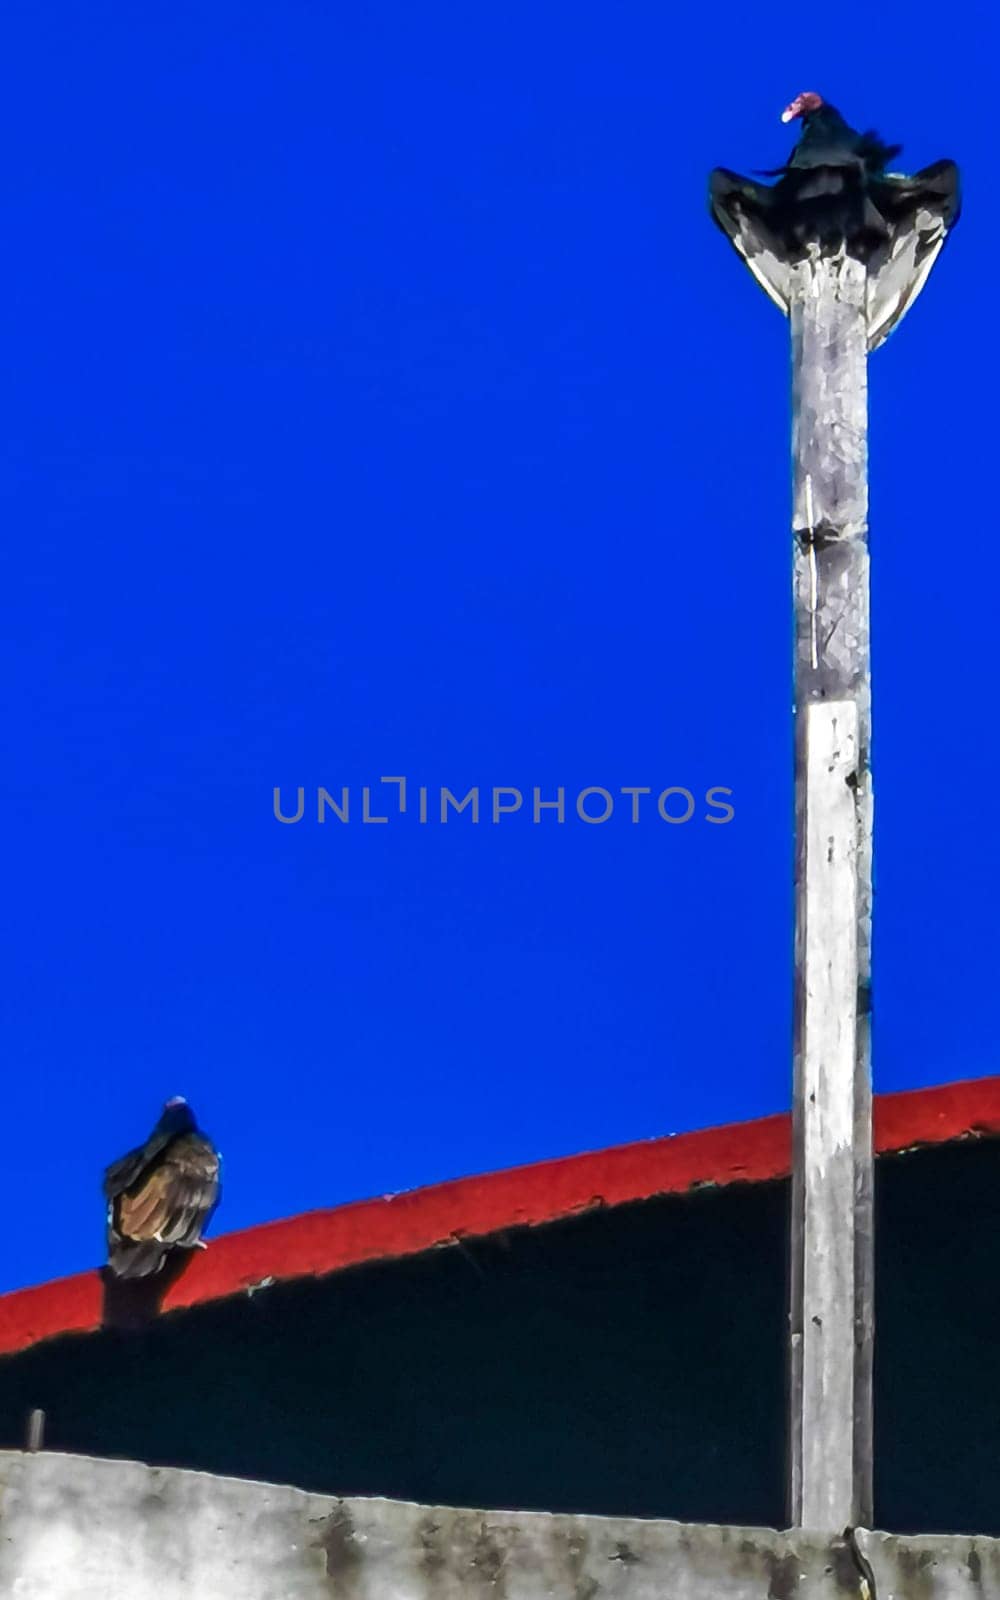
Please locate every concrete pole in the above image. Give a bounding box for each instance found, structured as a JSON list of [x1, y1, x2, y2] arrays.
[[787, 250, 874, 1531]]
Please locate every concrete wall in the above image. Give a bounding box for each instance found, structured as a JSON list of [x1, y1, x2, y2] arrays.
[[0, 1450, 997, 1599]]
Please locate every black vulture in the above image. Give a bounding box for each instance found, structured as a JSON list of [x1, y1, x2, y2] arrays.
[[709, 92, 960, 349], [104, 1097, 221, 1279]]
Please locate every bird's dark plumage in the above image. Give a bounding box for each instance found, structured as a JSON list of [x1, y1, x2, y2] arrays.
[[104, 1098, 221, 1279], [709, 93, 960, 350]]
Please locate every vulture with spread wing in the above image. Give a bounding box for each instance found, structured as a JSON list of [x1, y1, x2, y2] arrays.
[[104, 1098, 221, 1279], [709, 92, 960, 349]]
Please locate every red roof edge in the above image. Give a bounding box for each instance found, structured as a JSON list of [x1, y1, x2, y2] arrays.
[[3, 1074, 1000, 1359]]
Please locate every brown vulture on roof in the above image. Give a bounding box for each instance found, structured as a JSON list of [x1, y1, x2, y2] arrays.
[[709, 92, 960, 350], [104, 1098, 221, 1279]]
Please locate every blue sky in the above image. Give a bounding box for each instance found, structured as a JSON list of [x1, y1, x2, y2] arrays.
[[3, 2, 996, 1291]]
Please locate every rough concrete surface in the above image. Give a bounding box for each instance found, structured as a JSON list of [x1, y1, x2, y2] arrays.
[[0, 1450, 998, 1599]]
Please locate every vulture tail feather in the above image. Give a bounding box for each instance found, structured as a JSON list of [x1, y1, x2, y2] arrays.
[[107, 1237, 169, 1279]]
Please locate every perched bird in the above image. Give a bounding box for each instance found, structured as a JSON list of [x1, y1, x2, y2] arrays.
[[104, 1098, 221, 1279], [775, 91, 902, 178], [709, 93, 960, 349]]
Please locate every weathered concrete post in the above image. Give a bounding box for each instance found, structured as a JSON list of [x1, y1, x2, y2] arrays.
[[709, 105, 959, 1538], [787, 250, 873, 1531]]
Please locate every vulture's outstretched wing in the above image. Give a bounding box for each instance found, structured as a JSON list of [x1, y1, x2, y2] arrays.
[[709, 167, 792, 317], [108, 1133, 221, 1279], [708, 158, 959, 352], [865, 161, 960, 350]]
